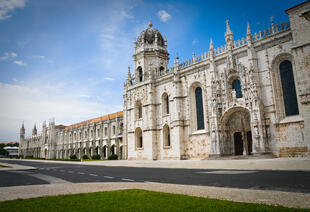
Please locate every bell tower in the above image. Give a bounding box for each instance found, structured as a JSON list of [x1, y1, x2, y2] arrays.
[[133, 21, 169, 83]]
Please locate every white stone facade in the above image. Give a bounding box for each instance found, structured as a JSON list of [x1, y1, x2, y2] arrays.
[[19, 112, 124, 159], [123, 2, 310, 160]]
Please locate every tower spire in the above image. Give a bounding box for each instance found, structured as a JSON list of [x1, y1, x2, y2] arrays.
[[247, 22, 251, 35], [126, 66, 132, 86], [225, 19, 232, 35], [32, 123, 37, 136], [225, 19, 234, 50], [246, 22, 253, 43], [209, 38, 213, 50], [127, 66, 131, 77]]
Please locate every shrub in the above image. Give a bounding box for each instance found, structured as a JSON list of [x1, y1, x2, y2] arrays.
[[91, 155, 101, 160], [25, 155, 34, 159], [70, 155, 77, 159], [82, 155, 88, 159], [108, 154, 118, 160]]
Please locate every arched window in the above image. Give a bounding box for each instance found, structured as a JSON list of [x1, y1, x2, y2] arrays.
[[138, 67, 143, 82], [162, 93, 169, 115], [97, 129, 100, 138], [195, 87, 205, 130], [232, 79, 242, 98], [110, 145, 115, 155], [104, 127, 107, 136], [279, 60, 299, 116], [163, 125, 171, 147], [135, 127, 143, 148], [159, 66, 164, 76], [136, 101, 142, 119], [119, 123, 123, 134]]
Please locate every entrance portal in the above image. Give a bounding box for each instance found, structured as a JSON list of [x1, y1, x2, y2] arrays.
[[234, 132, 243, 155]]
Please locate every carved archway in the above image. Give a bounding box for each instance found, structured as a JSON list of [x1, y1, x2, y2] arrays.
[[221, 107, 252, 155]]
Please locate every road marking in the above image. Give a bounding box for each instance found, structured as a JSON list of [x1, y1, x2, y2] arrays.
[[196, 170, 258, 174], [122, 178, 134, 182], [28, 173, 71, 184], [90, 174, 98, 177], [78, 172, 85, 175], [104, 176, 114, 179]]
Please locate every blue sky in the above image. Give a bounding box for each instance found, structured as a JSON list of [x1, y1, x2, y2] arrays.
[[0, 0, 304, 141]]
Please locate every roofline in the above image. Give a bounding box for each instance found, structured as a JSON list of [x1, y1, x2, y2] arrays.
[[64, 110, 123, 130], [285, 0, 310, 14]]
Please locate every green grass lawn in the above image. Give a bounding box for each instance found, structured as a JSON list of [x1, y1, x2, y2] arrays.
[[0, 189, 308, 212]]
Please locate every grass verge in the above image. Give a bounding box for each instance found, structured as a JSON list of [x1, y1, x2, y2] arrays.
[[0, 164, 10, 168], [0, 189, 307, 212]]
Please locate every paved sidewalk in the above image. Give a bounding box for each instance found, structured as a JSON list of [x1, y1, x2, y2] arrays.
[[2, 157, 310, 170], [0, 162, 36, 171], [84, 157, 310, 170], [0, 182, 309, 209]]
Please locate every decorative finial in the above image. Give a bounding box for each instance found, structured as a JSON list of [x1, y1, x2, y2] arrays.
[[148, 21, 153, 28], [270, 16, 274, 25], [209, 38, 213, 50], [127, 66, 131, 76], [226, 19, 231, 34], [247, 22, 251, 35], [176, 53, 179, 60]]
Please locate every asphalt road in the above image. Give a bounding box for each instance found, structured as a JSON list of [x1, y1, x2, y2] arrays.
[[1, 159, 310, 193]]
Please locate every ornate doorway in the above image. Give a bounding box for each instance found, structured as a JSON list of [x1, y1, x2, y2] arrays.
[[221, 107, 252, 156]]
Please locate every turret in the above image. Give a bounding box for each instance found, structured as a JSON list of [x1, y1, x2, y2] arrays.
[[246, 22, 253, 44], [32, 123, 37, 136], [126, 66, 132, 86], [20, 122, 25, 140], [225, 19, 234, 50], [133, 21, 169, 83], [209, 38, 214, 59]]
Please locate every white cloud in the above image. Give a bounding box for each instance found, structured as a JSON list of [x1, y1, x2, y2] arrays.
[[157, 10, 172, 23], [0, 82, 122, 141], [12, 78, 17, 82], [104, 77, 114, 81], [14, 60, 27, 66], [30, 55, 45, 59], [0, 52, 17, 60], [120, 10, 133, 19], [0, 0, 26, 20]]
